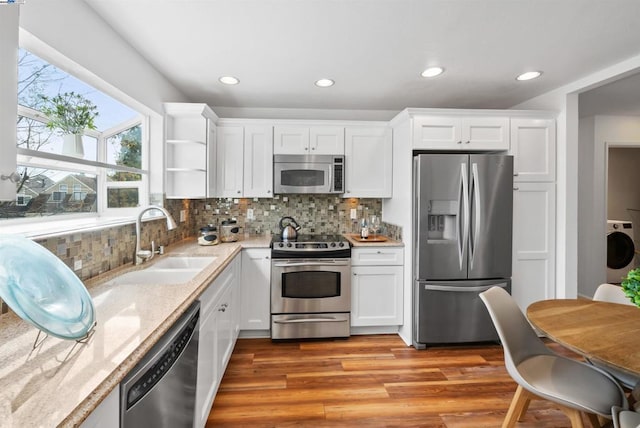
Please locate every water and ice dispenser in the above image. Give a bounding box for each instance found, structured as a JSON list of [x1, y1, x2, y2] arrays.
[[427, 200, 458, 241]]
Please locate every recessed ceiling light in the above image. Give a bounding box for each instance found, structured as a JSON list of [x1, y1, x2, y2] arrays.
[[219, 76, 240, 85], [516, 71, 542, 81], [315, 78, 335, 88], [421, 67, 444, 78]]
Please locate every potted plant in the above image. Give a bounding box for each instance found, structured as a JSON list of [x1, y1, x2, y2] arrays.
[[40, 92, 99, 158], [621, 267, 640, 307]]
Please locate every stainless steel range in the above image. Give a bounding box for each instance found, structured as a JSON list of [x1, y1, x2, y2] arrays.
[[270, 234, 351, 340]]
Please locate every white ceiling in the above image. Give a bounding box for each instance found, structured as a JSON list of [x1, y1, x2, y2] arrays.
[[85, 0, 640, 118]]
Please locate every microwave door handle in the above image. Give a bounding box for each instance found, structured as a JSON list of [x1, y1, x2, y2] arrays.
[[328, 164, 333, 192]]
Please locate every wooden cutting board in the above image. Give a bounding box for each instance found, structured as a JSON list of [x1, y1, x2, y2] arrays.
[[348, 234, 388, 242]]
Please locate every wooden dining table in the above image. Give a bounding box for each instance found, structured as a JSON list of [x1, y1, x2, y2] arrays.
[[527, 299, 640, 377]]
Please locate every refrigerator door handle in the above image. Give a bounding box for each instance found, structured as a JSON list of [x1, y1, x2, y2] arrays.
[[423, 283, 508, 293], [458, 163, 470, 271], [469, 163, 482, 268]]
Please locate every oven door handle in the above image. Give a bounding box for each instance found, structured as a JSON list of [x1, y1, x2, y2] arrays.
[[272, 261, 350, 267], [273, 317, 349, 324]]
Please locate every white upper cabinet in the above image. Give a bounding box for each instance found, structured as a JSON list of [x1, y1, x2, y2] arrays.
[[243, 125, 273, 198], [310, 126, 345, 154], [274, 125, 344, 155], [216, 126, 244, 197], [215, 124, 273, 198], [273, 126, 308, 154], [164, 103, 218, 199], [510, 118, 556, 182], [413, 116, 509, 151], [344, 126, 392, 198]]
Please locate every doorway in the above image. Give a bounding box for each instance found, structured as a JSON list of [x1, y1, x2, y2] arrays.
[[606, 146, 640, 283]]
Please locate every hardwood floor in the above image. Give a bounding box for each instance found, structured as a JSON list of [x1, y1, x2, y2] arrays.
[[206, 334, 584, 427]]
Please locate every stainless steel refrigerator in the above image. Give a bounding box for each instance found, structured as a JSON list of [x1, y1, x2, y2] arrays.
[[413, 153, 513, 347]]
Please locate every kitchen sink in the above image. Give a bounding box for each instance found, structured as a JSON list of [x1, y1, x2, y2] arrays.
[[151, 256, 216, 269], [103, 256, 216, 286], [104, 268, 202, 286]]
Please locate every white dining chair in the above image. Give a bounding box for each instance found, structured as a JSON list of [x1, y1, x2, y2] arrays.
[[592, 283, 640, 390], [480, 286, 628, 428], [593, 283, 634, 306], [612, 406, 640, 428]]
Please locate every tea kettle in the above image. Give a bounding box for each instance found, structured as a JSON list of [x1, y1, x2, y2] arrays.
[[279, 216, 301, 240]]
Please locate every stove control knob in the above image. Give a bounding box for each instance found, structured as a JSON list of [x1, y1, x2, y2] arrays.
[[338, 242, 345, 247], [330, 242, 336, 247], [286, 243, 292, 248], [278, 242, 284, 248]]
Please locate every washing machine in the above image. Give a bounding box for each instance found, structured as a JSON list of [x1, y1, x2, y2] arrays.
[[607, 220, 637, 283]]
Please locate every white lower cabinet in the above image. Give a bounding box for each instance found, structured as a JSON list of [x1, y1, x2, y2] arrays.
[[195, 255, 240, 428], [350, 247, 404, 327], [79, 386, 119, 428], [240, 248, 271, 331], [512, 182, 556, 311]]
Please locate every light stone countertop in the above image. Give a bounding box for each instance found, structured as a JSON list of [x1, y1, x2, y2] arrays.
[[0, 235, 270, 428]]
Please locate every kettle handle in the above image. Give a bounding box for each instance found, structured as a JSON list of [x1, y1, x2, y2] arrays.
[[279, 216, 298, 230]]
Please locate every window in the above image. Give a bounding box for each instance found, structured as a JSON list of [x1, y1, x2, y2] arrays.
[[1, 48, 148, 221]]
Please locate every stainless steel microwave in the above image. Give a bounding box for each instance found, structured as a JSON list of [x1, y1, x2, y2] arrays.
[[273, 154, 344, 194]]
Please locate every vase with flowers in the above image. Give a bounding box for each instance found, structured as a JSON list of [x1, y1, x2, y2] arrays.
[[39, 92, 99, 158]]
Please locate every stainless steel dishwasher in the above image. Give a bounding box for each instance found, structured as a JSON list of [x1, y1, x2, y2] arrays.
[[121, 301, 199, 428]]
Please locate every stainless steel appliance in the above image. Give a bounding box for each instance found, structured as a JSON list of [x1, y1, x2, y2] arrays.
[[270, 234, 351, 339], [198, 225, 219, 246], [279, 216, 301, 240], [274, 154, 344, 194], [413, 153, 513, 347], [220, 219, 240, 242], [121, 301, 199, 428]]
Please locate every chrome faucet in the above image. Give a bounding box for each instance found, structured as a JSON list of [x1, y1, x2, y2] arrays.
[[135, 205, 177, 265]]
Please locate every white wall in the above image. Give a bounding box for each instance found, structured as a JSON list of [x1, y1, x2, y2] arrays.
[[0, 6, 19, 201], [608, 147, 640, 220], [18, 0, 190, 198], [19, 0, 187, 115], [383, 114, 412, 345], [512, 53, 640, 299]]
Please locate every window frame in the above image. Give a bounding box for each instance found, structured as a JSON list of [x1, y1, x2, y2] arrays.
[[13, 76, 149, 220]]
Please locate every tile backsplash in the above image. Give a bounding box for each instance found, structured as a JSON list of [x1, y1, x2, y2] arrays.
[[0, 195, 403, 314], [192, 195, 384, 236], [29, 196, 401, 280]]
